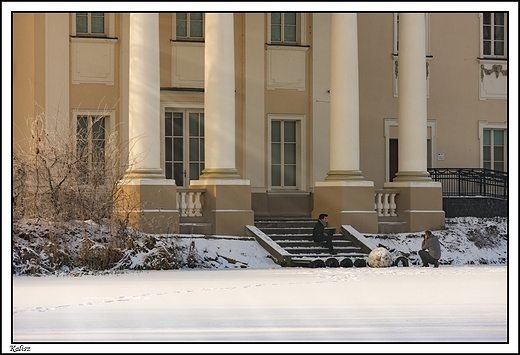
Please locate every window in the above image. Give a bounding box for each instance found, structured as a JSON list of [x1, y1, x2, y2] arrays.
[[164, 110, 205, 186], [481, 12, 507, 57], [483, 129, 506, 171], [76, 13, 106, 36], [271, 120, 297, 188], [76, 115, 106, 185], [479, 121, 507, 172], [270, 13, 297, 44], [176, 13, 204, 40]]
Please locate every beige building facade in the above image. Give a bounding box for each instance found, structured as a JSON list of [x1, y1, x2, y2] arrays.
[[12, 13, 508, 236]]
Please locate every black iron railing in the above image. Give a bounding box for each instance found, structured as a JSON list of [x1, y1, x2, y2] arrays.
[[427, 168, 508, 200]]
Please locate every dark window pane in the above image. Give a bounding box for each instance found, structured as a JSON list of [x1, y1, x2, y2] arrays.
[[174, 113, 183, 136], [284, 121, 296, 142], [174, 163, 184, 186], [284, 26, 296, 42], [271, 25, 281, 41], [174, 138, 183, 161], [494, 26, 504, 40], [494, 42, 504, 55], [494, 130, 504, 145], [165, 112, 173, 136], [200, 113, 204, 137], [76, 14, 87, 33], [91, 17, 104, 34], [189, 113, 199, 136], [494, 162, 504, 171], [190, 163, 200, 180], [494, 13, 504, 25], [284, 165, 296, 186], [284, 143, 296, 164], [494, 146, 504, 161], [272, 121, 281, 142], [284, 13, 296, 25], [190, 21, 203, 37], [271, 143, 281, 164], [77, 116, 88, 138], [190, 13, 203, 20], [165, 162, 173, 179], [271, 165, 281, 186], [483, 12, 491, 25], [165, 137, 173, 161], [483, 25, 491, 40], [483, 130, 490, 145], [176, 13, 187, 37], [189, 138, 199, 161], [483, 146, 491, 161], [271, 13, 281, 25]]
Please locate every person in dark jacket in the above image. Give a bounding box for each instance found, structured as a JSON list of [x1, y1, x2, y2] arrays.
[[418, 230, 441, 267], [312, 213, 336, 254]]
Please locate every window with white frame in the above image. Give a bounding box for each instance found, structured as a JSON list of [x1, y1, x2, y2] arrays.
[[481, 12, 507, 57], [164, 110, 205, 187], [479, 121, 507, 171], [271, 120, 297, 188], [176, 13, 204, 40], [75, 13, 106, 37], [76, 114, 107, 185], [483, 128, 506, 171], [270, 13, 297, 44], [268, 13, 308, 45]]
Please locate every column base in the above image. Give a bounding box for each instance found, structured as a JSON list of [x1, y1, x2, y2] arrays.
[[114, 178, 179, 234], [393, 170, 432, 182], [199, 168, 242, 180], [325, 170, 365, 181], [191, 179, 254, 236], [313, 180, 378, 233], [384, 181, 445, 232]]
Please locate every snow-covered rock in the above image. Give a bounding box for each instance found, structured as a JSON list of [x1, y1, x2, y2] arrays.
[[367, 247, 393, 268]]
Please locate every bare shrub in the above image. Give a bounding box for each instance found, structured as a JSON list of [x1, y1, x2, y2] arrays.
[[13, 107, 130, 224]]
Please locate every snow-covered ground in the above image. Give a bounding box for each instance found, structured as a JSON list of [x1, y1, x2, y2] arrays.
[[6, 217, 518, 352], [9, 265, 515, 353], [10, 217, 510, 275]]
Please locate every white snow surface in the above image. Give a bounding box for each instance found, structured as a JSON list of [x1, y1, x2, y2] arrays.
[[6, 217, 519, 353]]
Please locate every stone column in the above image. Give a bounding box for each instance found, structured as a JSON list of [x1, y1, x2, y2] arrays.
[[313, 13, 377, 233], [117, 13, 179, 234], [394, 13, 430, 182], [191, 13, 253, 236], [384, 13, 444, 232]]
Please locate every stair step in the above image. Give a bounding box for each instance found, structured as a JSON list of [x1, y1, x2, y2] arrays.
[[252, 216, 370, 267]]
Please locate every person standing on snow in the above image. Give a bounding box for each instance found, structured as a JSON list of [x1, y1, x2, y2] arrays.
[[419, 230, 441, 267]]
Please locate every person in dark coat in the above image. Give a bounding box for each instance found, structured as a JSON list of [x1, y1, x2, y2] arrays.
[[418, 230, 441, 267], [312, 213, 336, 254]]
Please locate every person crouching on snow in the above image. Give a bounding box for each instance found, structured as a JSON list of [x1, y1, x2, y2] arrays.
[[419, 230, 441, 268]]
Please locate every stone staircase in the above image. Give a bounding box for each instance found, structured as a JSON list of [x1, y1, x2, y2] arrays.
[[247, 217, 371, 268]]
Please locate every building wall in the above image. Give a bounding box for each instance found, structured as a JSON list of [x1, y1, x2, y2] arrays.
[[12, 12, 508, 222]]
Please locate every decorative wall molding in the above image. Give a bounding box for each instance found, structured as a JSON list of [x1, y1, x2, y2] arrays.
[[478, 60, 507, 100], [71, 37, 116, 85], [266, 45, 308, 91], [171, 41, 205, 88], [480, 64, 508, 81]]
